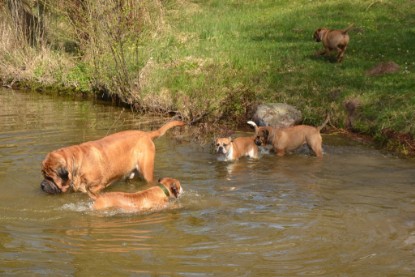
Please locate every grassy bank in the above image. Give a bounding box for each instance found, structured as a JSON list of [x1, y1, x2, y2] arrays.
[[1, 0, 415, 154]]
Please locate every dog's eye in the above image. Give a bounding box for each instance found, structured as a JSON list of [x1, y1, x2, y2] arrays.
[[223, 144, 227, 147], [216, 143, 219, 147], [57, 167, 69, 181]]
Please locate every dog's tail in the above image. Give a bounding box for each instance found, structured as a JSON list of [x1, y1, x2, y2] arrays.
[[342, 24, 354, 34], [247, 120, 259, 132], [148, 120, 186, 139], [317, 114, 330, 132]]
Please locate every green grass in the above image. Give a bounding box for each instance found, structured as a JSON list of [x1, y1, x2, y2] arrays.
[[1, 0, 414, 154], [139, 0, 414, 148]]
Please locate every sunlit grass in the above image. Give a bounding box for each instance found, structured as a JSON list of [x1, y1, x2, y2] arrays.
[[1, 0, 414, 152], [141, 0, 415, 144]]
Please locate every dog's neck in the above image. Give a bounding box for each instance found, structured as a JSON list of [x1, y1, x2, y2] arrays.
[[157, 183, 170, 197], [224, 143, 234, 160]]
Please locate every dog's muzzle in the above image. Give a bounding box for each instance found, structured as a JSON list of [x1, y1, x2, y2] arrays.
[[217, 146, 226, 154], [254, 137, 263, 146], [40, 179, 62, 194]]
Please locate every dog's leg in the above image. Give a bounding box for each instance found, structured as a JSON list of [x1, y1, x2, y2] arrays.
[[276, 149, 286, 157], [139, 153, 155, 183], [317, 48, 329, 56], [312, 146, 323, 158], [336, 44, 347, 62], [87, 184, 105, 196], [306, 133, 323, 158], [308, 138, 324, 158]]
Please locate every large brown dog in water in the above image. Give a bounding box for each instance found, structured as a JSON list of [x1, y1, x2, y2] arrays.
[[90, 177, 183, 212], [247, 116, 329, 158], [40, 121, 185, 195]]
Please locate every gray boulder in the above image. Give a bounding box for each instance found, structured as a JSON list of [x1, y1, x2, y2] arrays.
[[252, 103, 302, 127]]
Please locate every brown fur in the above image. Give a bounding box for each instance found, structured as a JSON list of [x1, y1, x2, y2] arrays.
[[247, 116, 329, 158], [215, 136, 259, 161], [313, 25, 353, 62], [40, 121, 185, 194], [90, 177, 183, 211]]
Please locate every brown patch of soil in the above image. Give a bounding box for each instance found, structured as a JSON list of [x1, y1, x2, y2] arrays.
[[366, 61, 400, 76]]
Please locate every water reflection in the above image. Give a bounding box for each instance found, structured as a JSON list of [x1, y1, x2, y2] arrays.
[[1, 89, 415, 276]]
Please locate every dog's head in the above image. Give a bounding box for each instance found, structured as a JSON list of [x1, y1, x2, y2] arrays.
[[215, 137, 232, 155], [158, 177, 183, 198], [313, 28, 326, 42], [254, 127, 270, 147], [40, 151, 72, 194]]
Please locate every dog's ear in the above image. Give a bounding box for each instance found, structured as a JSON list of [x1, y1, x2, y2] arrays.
[[314, 29, 322, 41], [264, 129, 269, 139], [170, 183, 179, 198]]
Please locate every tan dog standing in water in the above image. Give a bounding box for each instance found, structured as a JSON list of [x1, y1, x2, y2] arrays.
[[90, 177, 183, 211], [40, 120, 185, 195], [313, 25, 353, 62], [247, 116, 329, 158], [215, 136, 259, 161]]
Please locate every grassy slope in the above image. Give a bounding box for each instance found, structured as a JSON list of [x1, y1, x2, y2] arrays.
[[1, 0, 414, 153], [141, 0, 415, 151]]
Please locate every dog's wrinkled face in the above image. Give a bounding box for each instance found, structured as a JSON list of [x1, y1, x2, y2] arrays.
[[254, 128, 269, 147], [158, 177, 183, 198], [40, 153, 71, 194], [215, 137, 232, 155]]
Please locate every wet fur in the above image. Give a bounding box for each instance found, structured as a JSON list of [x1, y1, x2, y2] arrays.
[[40, 121, 185, 195], [89, 177, 183, 211], [247, 116, 329, 158], [215, 136, 259, 161]]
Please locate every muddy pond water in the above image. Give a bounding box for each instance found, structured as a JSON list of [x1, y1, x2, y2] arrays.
[[1, 88, 415, 276]]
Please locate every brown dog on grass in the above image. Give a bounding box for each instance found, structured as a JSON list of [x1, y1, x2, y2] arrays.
[[90, 177, 183, 212], [247, 116, 329, 158], [215, 136, 259, 161], [313, 25, 353, 62]]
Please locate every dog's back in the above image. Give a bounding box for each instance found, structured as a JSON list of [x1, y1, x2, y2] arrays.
[[232, 136, 259, 159], [91, 187, 166, 211]]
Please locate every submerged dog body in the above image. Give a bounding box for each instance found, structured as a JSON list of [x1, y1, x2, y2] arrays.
[[313, 25, 353, 62], [215, 136, 259, 161], [247, 116, 329, 158], [90, 177, 183, 211], [40, 121, 185, 194]]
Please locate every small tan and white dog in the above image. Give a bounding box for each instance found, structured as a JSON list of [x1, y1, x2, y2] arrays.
[[247, 116, 329, 158], [89, 177, 183, 212], [313, 25, 353, 62], [215, 136, 259, 161]]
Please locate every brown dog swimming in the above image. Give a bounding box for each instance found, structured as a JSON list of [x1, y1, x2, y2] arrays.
[[215, 136, 259, 161], [40, 120, 185, 195], [247, 116, 329, 158], [313, 25, 353, 62], [90, 177, 183, 212]]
